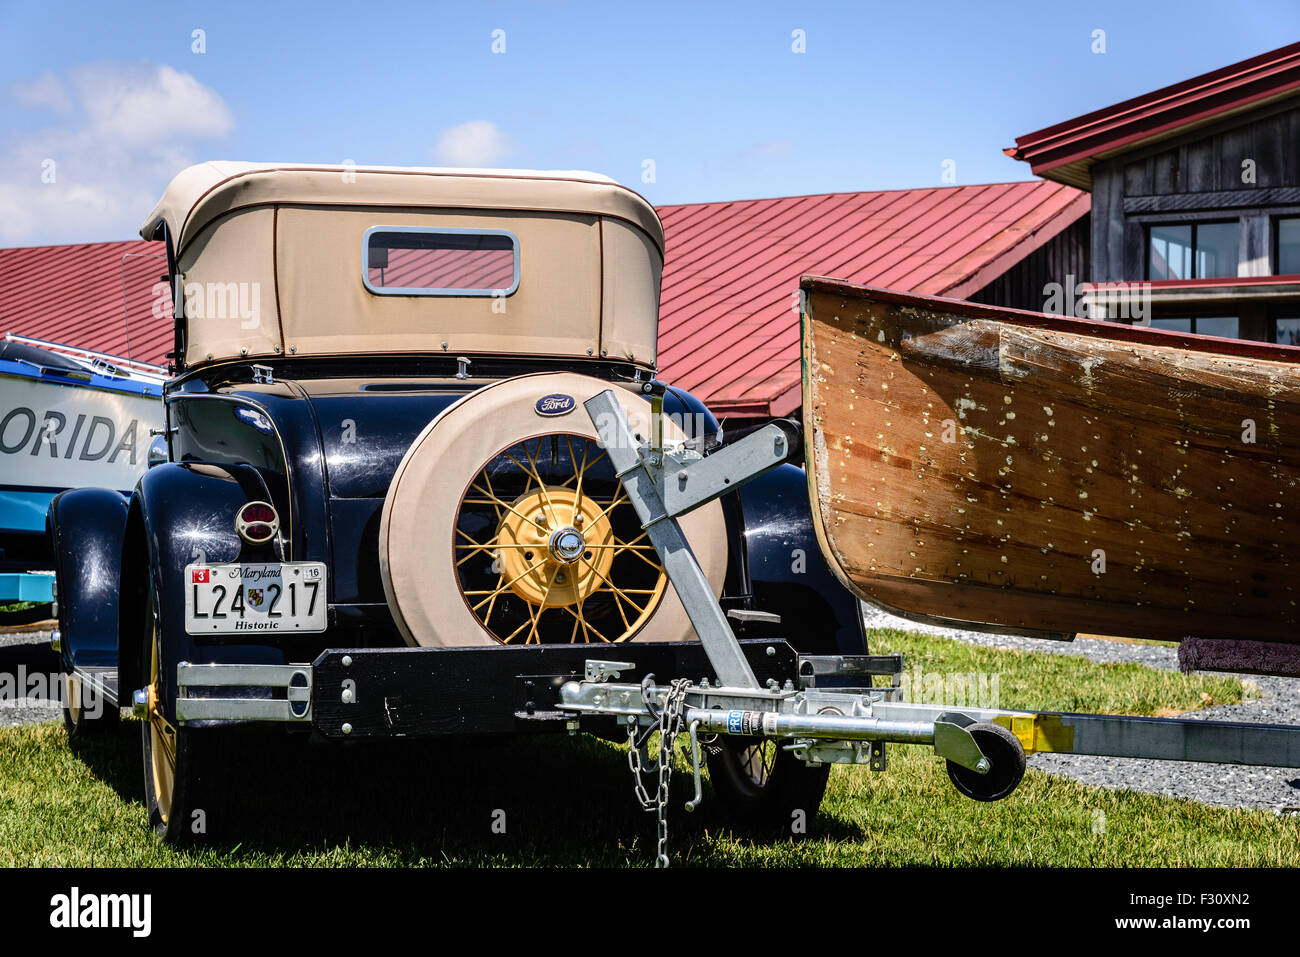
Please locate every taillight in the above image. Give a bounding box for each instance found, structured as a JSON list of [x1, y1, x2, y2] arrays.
[[236, 501, 279, 545]]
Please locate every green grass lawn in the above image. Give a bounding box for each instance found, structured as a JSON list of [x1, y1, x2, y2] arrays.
[[866, 628, 1245, 715], [0, 601, 42, 614], [1, 629, 1294, 867]]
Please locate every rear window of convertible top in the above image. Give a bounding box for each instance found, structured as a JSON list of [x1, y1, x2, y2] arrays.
[[363, 227, 519, 296]]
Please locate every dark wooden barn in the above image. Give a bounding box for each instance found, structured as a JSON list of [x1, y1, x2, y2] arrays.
[[1006, 41, 1300, 343]]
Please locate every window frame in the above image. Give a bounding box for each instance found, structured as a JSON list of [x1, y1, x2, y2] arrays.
[[1274, 216, 1300, 276], [1148, 314, 1240, 338], [1270, 314, 1300, 346], [361, 225, 521, 297], [1145, 220, 1240, 281]]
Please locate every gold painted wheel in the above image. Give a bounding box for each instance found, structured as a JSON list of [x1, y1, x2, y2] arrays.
[[139, 581, 220, 844], [146, 618, 177, 827], [454, 433, 667, 643]]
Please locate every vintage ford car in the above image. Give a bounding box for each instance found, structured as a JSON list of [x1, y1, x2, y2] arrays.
[[48, 163, 869, 841]]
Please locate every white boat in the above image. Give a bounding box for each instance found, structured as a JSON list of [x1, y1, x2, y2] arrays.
[[0, 334, 164, 578]]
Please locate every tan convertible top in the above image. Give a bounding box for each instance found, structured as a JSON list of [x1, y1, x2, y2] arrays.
[[140, 162, 664, 253], [142, 162, 665, 369]]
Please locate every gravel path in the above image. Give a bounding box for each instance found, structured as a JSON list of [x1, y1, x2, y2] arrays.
[[0, 630, 63, 728], [862, 603, 1300, 813]]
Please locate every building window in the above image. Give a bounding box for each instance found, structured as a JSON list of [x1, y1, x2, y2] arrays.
[[1150, 316, 1239, 338], [1275, 317, 1300, 346], [1147, 222, 1239, 280], [1277, 219, 1300, 275]]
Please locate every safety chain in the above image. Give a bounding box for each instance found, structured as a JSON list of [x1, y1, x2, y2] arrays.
[[627, 676, 692, 867]]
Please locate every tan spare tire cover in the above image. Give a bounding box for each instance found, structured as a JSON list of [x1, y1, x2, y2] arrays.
[[379, 372, 727, 647]]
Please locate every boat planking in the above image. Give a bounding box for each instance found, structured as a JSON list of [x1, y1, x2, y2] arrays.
[[800, 276, 1300, 644]]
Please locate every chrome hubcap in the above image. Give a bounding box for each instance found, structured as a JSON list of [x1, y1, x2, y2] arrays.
[[548, 526, 585, 564]]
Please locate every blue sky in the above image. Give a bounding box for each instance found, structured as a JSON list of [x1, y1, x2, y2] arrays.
[[1, 0, 1296, 245]]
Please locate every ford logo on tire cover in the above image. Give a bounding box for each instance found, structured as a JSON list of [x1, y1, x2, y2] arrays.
[[535, 394, 576, 417]]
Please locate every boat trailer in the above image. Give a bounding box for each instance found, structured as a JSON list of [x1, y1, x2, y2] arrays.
[[157, 382, 1300, 865], [559, 384, 1300, 864]]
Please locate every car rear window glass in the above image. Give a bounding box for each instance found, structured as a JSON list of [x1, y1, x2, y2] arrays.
[[363, 227, 519, 296]]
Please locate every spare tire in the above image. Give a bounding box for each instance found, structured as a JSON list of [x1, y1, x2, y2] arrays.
[[379, 372, 727, 647]]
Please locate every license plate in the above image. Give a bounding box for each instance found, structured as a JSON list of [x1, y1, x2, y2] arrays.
[[184, 563, 327, 635]]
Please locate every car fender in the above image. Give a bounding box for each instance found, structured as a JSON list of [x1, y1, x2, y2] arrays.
[[118, 463, 286, 720], [736, 463, 868, 656], [46, 488, 129, 672]]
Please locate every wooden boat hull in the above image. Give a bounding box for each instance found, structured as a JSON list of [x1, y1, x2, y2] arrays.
[[800, 277, 1300, 644]]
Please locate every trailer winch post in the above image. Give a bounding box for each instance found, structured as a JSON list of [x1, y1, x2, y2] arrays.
[[577, 388, 1000, 766], [566, 390, 1036, 863], [585, 385, 771, 689]]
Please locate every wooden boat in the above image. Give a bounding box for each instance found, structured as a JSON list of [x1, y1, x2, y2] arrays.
[[799, 276, 1300, 644]]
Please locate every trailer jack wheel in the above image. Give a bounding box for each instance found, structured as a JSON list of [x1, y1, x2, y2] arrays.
[[946, 722, 1025, 802]]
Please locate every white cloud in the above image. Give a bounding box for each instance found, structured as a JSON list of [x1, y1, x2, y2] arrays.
[[77, 63, 232, 146], [0, 63, 233, 245], [10, 71, 73, 113], [433, 120, 512, 168]]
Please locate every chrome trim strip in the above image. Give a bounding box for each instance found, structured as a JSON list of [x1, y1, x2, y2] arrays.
[[176, 662, 312, 724]]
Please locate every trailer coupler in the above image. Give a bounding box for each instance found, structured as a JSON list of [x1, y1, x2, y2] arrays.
[[558, 663, 1022, 802]]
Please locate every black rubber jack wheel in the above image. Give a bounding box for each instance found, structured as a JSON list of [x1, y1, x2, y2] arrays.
[[946, 722, 1026, 802], [706, 736, 830, 832], [140, 583, 226, 844], [62, 673, 120, 739]]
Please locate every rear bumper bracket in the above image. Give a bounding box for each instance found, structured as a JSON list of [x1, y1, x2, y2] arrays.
[[175, 662, 312, 724]]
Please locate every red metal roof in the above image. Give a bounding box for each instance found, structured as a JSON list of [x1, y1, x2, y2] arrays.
[[656, 180, 1087, 418], [0, 179, 1086, 416], [1006, 42, 1300, 190], [0, 240, 171, 366]]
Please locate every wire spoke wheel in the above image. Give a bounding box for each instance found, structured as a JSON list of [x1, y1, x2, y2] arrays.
[[146, 606, 177, 826], [707, 735, 832, 831], [138, 579, 229, 844], [454, 433, 667, 644], [738, 739, 777, 788]]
